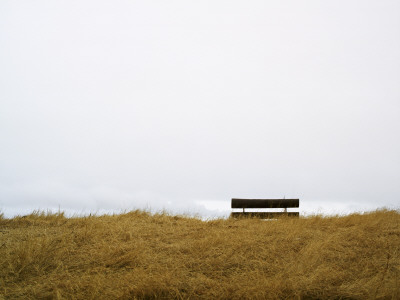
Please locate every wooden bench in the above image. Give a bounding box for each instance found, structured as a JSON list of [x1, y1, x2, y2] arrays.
[[231, 198, 299, 218]]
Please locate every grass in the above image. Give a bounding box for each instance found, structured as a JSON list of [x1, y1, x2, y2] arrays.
[[0, 209, 399, 299]]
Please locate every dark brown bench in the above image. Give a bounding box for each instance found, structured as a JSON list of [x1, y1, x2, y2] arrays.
[[231, 198, 299, 218]]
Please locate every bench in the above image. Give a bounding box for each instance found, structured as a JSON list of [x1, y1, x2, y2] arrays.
[[231, 198, 299, 218]]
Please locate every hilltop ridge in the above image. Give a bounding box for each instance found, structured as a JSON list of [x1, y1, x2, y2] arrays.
[[1, 209, 399, 299]]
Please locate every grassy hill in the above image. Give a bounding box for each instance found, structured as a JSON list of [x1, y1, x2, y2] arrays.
[[0, 209, 399, 299]]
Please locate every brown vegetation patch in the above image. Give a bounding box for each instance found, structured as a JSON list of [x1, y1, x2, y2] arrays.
[[0, 209, 399, 299]]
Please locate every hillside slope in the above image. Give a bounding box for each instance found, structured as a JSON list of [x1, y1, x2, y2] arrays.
[[0, 209, 399, 299]]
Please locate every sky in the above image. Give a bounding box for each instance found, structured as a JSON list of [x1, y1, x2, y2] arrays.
[[1, 0, 399, 218]]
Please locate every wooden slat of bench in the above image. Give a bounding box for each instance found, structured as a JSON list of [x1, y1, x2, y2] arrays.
[[231, 199, 299, 209], [230, 212, 299, 218]]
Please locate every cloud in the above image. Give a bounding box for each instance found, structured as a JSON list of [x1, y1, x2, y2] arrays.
[[1, 0, 399, 218], [0, 180, 227, 218]]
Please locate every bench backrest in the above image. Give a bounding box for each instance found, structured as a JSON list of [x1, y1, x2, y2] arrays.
[[231, 198, 299, 218]]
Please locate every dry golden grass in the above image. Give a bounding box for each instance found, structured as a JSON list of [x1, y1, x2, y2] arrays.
[[0, 209, 399, 299]]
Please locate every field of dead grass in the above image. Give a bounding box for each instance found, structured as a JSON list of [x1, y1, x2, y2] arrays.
[[0, 209, 399, 299]]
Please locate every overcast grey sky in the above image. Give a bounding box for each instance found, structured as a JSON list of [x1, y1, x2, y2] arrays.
[[1, 0, 399, 218]]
